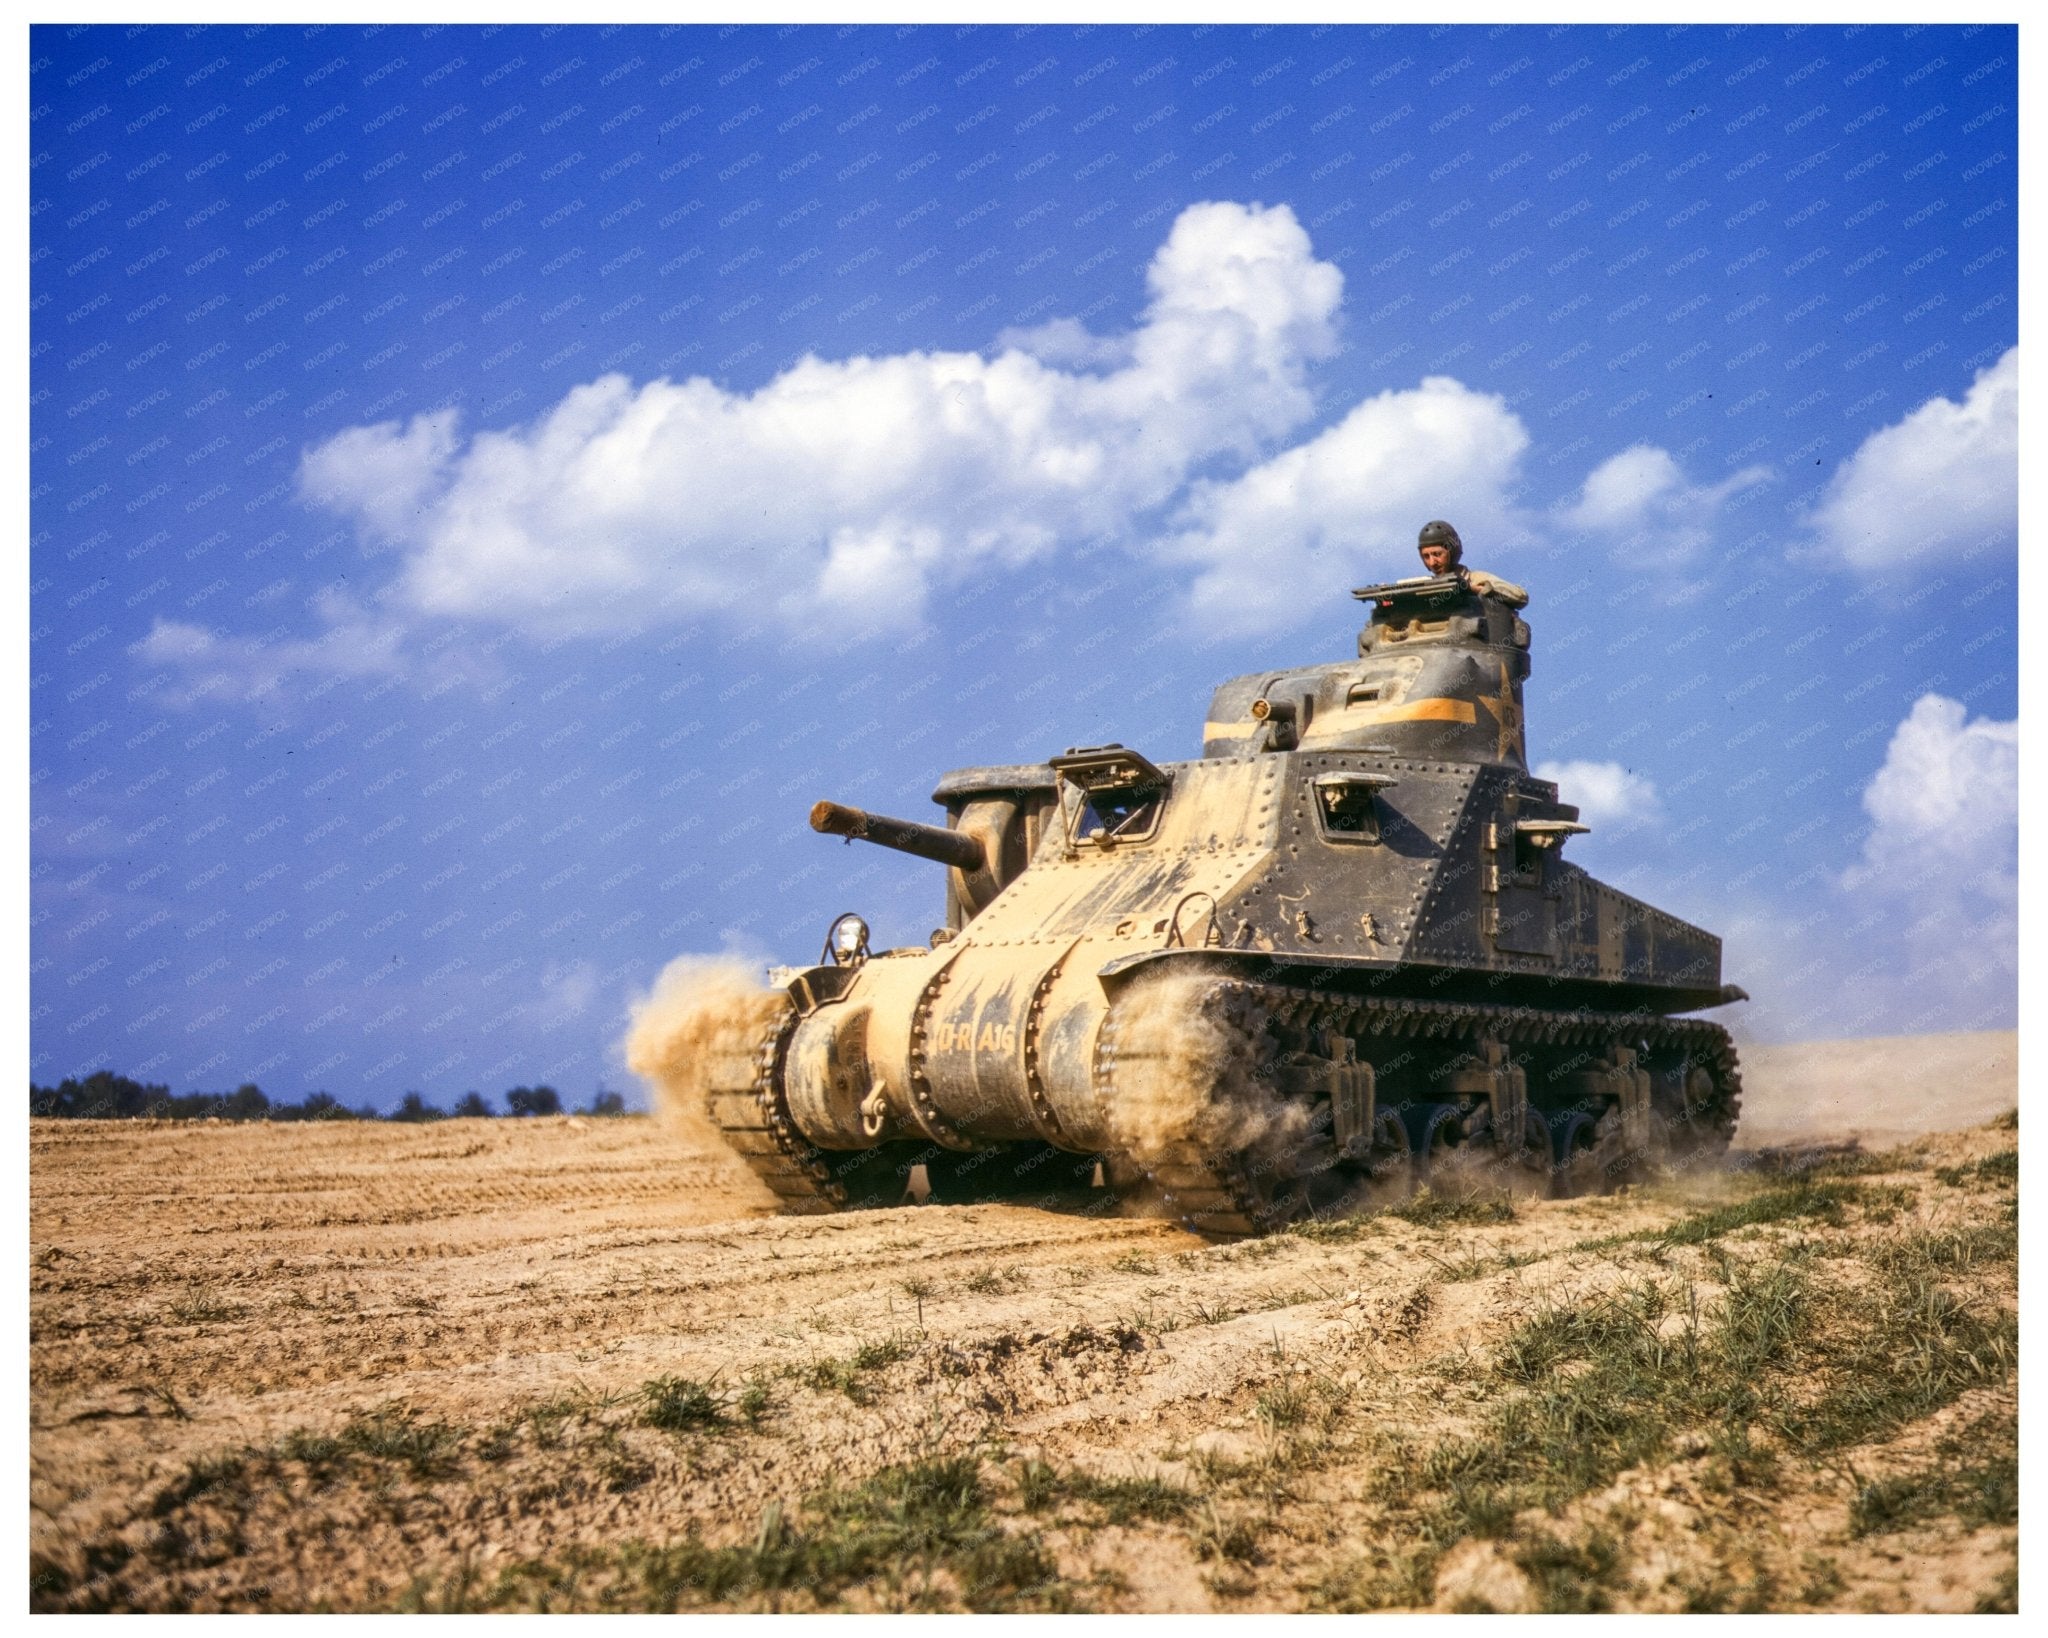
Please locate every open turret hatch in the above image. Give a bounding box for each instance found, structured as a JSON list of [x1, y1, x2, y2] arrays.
[[1349, 573, 1469, 608], [1048, 744, 1172, 850], [1350, 573, 1525, 655]]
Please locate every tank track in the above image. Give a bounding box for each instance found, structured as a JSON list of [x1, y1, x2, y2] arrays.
[[707, 983, 1740, 1237], [1096, 978, 1741, 1237], [703, 1005, 823, 1211], [703, 1004, 889, 1214]]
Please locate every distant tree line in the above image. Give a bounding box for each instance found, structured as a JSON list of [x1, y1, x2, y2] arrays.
[[28, 1071, 630, 1122]]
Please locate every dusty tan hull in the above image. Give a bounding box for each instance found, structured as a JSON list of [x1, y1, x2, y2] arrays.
[[728, 576, 1744, 1234], [716, 954, 1741, 1236]]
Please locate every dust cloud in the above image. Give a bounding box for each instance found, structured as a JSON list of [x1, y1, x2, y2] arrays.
[[623, 955, 788, 1192], [1102, 968, 1311, 1169], [1732, 1029, 2016, 1150]]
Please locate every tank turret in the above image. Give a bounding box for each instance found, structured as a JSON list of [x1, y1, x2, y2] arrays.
[[694, 579, 1744, 1236], [1203, 575, 1532, 765]]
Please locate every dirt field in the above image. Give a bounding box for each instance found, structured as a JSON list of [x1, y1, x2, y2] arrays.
[[29, 1032, 2017, 1612]]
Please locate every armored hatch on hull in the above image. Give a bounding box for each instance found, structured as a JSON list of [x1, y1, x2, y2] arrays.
[[705, 574, 1745, 1235]]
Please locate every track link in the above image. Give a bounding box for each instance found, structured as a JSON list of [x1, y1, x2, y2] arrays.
[[703, 1004, 844, 1213]]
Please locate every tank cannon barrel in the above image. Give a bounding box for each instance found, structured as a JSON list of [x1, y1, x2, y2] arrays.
[[809, 800, 985, 872]]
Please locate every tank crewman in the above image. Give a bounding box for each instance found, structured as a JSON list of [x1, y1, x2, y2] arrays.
[[1416, 519, 1528, 608]]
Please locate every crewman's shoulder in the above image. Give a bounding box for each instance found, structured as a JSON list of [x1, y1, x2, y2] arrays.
[[1466, 569, 1529, 608]]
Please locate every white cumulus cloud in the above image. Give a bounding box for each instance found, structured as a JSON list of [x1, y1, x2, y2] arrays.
[[298, 414, 458, 548], [1160, 376, 1534, 634], [1843, 692, 2018, 899], [1531, 759, 1661, 827], [1560, 444, 1772, 569], [1687, 695, 2017, 1042], [131, 589, 411, 706], [297, 200, 1344, 638], [1825, 693, 2018, 1032], [1806, 347, 2018, 571]]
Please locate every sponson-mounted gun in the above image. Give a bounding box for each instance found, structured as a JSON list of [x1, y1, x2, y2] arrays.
[[715, 573, 1744, 1237]]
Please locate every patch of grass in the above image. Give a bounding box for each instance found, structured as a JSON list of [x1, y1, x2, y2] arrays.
[[799, 1333, 915, 1403], [1513, 1527, 1624, 1613], [275, 1409, 462, 1482], [852, 1334, 912, 1371], [1115, 1297, 1180, 1337], [1012, 1458, 1192, 1526], [1188, 1300, 1241, 1326], [1846, 1409, 2018, 1538], [1748, 1141, 1914, 1179], [399, 1455, 1070, 1612], [1805, 1148, 1918, 1178], [1781, 1274, 2015, 1456], [1191, 1502, 1264, 1565], [1392, 1191, 1515, 1228], [151, 1405, 464, 1521], [1676, 1564, 1779, 1614], [1575, 1177, 1883, 1257], [641, 1376, 725, 1433], [1959, 1452, 2019, 1529], [1985, 1147, 2019, 1180], [276, 1426, 352, 1478], [1013, 1457, 1060, 1513], [1392, 1264, 1804, 1548], [1652, 1179, 1867, 1247], [337, 1409, 462, 1476], [1796, 1555, 1845, 1606], [1076, 1471, 1192, 1526], [520, 1394, 586, 1449], [807, 1457, 1061, 1608], [962, 1266, 1027, 1295], [1254, 1380, 1315, 1433], [1372, 1216, 2016, 1603], [1307, 1542, 1443, 1612], [1934, 1149, 2016, 1190], [1110, 1251, 1157, 1274], [1287, 1213, 1377, 1243], [736, 1379, 773, 1427], [1865, 1222, 2015, 1279], [169, 1293, 247, 1325], [150, 1449, 250, 1516]]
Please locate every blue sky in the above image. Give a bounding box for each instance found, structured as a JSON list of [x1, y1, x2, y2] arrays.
[[30, 20, 2020, 1109]]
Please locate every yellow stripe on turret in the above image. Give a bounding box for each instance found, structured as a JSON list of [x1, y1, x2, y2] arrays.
[[1304, 697, 1477, 734]]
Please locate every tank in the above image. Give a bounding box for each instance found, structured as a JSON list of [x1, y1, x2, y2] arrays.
[[702, 573, 1745, 1235]]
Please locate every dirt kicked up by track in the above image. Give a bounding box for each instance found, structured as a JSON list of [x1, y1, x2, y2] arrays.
[[29, 1031, 2016, 1613]]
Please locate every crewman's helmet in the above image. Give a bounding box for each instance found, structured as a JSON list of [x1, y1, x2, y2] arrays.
[[1417, 519, 1463, 565]]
